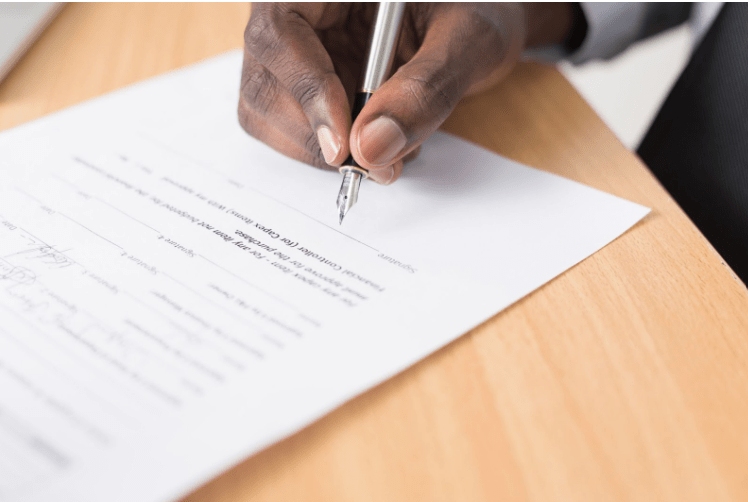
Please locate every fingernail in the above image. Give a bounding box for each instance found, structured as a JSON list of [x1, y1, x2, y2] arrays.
[[369, 165, 395, 185], [358, 116, 407, 167], [317, 126, 341, 165]]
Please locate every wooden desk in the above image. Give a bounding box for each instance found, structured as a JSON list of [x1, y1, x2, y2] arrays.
[[2, 4, 748, 501]]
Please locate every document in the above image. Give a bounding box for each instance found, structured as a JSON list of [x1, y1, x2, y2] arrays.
[[0, 51, 648, 502]]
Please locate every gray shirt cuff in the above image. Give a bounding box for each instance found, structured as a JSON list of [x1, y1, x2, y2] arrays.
[[569, 3, 649, 64], [523, 2, 648, 65]]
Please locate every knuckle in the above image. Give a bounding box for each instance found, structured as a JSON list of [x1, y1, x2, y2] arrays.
[[244, 6, 285, 63], [302, 128, 324, 163], [461, 8, 512, 64], [240, 64, 279, 117], [475, 28, 503, 57], [288, 70, 331, 112], [401, 67, 458, 118]]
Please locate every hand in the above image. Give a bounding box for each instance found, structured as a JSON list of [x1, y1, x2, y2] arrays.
[[239, 3, 572, 184]]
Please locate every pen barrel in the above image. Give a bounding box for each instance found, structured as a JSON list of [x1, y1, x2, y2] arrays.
[[340, 92, 373, 174], [340, 2, 405, 175], [361, 2, 406, 93]]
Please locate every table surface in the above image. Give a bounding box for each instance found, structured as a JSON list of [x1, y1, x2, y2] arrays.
[[2, 4, 748, 502]]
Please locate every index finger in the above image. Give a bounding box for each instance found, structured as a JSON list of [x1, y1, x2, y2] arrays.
[[245, 3, 352, 166]]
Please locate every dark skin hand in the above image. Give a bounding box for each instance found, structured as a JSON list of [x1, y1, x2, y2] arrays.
[[239, 3, 573, 184]]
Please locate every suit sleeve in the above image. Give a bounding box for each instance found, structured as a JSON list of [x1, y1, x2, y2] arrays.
[[526, 3, 693, 65]]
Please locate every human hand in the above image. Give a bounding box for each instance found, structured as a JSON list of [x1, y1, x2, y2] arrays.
[[239, 3, 572, 184]]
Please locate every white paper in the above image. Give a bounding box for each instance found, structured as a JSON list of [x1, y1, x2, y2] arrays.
[[0, 51, 648, 502]]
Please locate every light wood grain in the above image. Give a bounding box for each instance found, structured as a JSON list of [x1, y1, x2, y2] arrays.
[[2, 4, 748, 502]]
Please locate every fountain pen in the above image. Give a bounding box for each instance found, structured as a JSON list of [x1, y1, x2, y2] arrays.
[[336, 2, 406, 224]]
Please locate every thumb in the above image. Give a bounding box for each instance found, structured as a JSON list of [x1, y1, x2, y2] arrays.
[[350, 5, 523, 182]]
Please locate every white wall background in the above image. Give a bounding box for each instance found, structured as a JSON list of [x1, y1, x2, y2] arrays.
[[558, 3, 723, 150], [559, 26, 691, 150]]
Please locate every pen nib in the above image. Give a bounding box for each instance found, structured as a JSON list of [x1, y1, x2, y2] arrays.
[[336, 169, 362, 225]]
